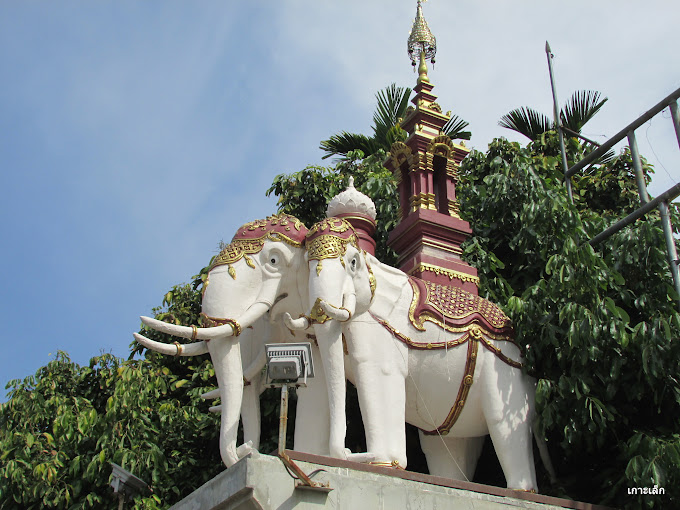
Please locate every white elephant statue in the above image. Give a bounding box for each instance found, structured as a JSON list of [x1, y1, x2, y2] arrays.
[[133, 214, 369, 467], [285, 217, 537, 491], [134, 215, 330, 467]]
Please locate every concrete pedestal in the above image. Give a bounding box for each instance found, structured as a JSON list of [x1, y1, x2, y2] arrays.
[[169, 451, 607, 510]]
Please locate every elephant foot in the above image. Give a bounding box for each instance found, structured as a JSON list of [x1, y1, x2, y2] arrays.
[[343, 449, 376, 464], [236, 441, 257, 459]]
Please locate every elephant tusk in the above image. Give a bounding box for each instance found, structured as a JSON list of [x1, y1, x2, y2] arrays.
[[140, 302, 271, 342], [133, 332, 209, 356], [283, 312, 310, 331], [201, 389, 220, 400], [140, 316, 236, 340], [319, 299, 353, 322]]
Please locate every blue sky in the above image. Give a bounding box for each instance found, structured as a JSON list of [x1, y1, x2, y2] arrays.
[[2, 1, 679, 399]]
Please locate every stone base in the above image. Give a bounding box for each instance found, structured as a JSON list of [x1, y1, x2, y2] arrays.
[[168, 450, 608, 510]]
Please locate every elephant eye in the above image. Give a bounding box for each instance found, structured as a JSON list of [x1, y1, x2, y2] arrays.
[[350, 257, 357, 271], [270, 254, 279, 265]]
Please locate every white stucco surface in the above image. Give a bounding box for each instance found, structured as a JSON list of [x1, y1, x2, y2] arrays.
[[168, 452, 593, 510]]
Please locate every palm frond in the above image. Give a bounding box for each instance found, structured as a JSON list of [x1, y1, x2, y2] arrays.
[[385, 125, 408, 148], [319, 132, 380, 160], [584, 148, 616, 172], [560, 90, 608, 133], [442, 115, 471, 141], [499, 107, 552, 141], [372, 84, 412, 147]]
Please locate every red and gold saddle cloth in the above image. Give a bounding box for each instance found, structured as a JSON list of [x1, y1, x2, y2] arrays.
[[408, 277, 514, 340]]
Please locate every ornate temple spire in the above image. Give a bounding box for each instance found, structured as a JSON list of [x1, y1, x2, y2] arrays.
[[407, 0, 436, 83], [384, 0, 478, 294]]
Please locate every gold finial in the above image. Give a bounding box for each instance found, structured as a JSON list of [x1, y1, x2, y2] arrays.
[[407, 0, 436, 83]]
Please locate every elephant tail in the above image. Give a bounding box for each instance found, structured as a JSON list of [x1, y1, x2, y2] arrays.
[[533, 426, 557, 485]]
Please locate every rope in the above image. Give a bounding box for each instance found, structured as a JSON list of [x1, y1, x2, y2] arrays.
[[382, 316, 471, 482]]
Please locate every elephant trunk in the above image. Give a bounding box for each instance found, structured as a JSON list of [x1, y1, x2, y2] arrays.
[[309, 259, 353, 459], [313, 318, 347, 459]]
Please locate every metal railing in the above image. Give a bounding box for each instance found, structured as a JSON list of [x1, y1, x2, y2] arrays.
[[557, 77, 680, 308]]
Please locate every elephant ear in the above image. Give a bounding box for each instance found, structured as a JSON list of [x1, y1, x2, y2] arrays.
[[364, 253, 410, 319]]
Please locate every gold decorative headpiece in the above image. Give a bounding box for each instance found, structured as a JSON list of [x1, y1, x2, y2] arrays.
[[209, 214, 307, 278], [407, 0, 436, 68], [306, 218, 359, 275]]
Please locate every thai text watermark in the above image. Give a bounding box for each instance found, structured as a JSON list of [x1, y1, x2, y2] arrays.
[[628, 485, 665, 495]]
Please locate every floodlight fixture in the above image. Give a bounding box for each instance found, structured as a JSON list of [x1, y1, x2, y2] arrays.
[[265, 343, 314, 387], [264, 342, 330, 492]]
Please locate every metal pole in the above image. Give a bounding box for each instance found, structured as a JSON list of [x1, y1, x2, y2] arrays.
[[545, 41, 573, 202], [589, 182, 680, 246], [658, 201, 680, 310], [670, 100, 680, 150], [627, 130, 651, 204], [278, 385, 289, 455], [566, 86, 680, 179]]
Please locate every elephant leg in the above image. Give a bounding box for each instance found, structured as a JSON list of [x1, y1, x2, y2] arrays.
[[481, 360, 537, 491], [419, 433, 484, 481], [348, 320, 407, 467], [241, 376, 261, 451]]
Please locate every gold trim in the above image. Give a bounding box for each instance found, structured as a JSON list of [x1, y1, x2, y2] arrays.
[[309, 298, 331, 325], [173, 341, 183, 357], [199, 313, 242, 337], [307, 217, 355, 237], [366, 258, 377, 302], [370, 311, 471, 350], [407, 280, 511, 341], [209, 215, 304, 274], [447, 200, 462, 219], [427, 135, 454, 158], [369, 460, 404, 469], [410, 192, 436, 211], [191, 325, 198, 341], [408, 262, 480, 285]]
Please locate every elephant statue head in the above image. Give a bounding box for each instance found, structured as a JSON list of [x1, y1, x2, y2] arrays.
[[134, 214, 309, 467]]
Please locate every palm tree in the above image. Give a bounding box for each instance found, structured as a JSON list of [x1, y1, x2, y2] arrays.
[[320, 83, 471, 160], [499, 90, 608, 142]]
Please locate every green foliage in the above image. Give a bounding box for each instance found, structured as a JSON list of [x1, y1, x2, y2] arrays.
[[458, 136, 680, 508], [0, 351, 222, 509], [267, 150, 399, 264]]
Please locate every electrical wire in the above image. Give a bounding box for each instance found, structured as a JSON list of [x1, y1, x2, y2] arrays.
[[645, 116, 678, 187]]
